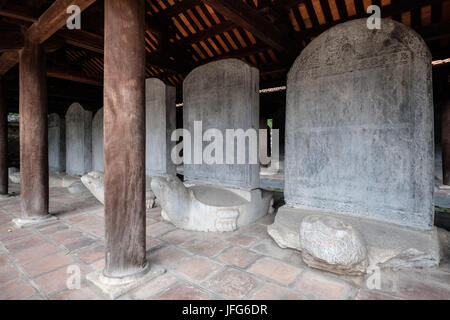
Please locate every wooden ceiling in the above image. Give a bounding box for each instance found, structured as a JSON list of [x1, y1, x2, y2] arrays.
[[1, 0, 450, 113]]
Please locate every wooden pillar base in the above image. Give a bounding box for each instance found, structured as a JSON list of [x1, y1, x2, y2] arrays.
[[87, 263, 165, 300]]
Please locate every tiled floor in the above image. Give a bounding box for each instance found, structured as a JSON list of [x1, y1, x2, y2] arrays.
[[0, 183, 449, 300]]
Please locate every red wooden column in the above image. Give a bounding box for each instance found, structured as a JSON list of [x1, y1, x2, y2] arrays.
[[443, 100, 450, 186], [17, 37, 49, 220], [103, 0, 147, 279], [0, 78, 7, 197]]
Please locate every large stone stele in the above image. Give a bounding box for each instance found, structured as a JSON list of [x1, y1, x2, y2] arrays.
[[299, 215, 368, 275], [151, 175, 274, 232], [81, 172, 156, 209]]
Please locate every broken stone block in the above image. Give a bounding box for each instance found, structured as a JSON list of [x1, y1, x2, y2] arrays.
[[299, 215, 368, 276]]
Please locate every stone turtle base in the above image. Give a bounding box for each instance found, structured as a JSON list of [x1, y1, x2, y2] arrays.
[[268, 206, 440, 273]]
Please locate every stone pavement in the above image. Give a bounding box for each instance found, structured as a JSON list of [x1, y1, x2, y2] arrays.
[[0, 184, 449, 300]]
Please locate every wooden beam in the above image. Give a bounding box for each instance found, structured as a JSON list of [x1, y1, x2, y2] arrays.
[[0, 0, 96, 75], [201, 0, 289, 53], [0, 52, 18, 75], [57, 28, 184, 75], [177, 21, 235, 47], [27, 0, 96, 44], [46, 66, 103, 86], [0, 4, 37, 23], [58, 29, 104, 54]]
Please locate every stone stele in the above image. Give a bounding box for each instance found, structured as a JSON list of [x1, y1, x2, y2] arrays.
[[66, 103, 92, 176], [269, 19, 439, 273]]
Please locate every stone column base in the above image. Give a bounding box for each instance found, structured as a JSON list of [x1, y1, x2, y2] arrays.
[[87, 263, 165, 299], [0, 194, 10, 200], [12, 215, 58, 229]]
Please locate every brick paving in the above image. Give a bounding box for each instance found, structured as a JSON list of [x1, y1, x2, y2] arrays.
[[0, 183, 449, 300]]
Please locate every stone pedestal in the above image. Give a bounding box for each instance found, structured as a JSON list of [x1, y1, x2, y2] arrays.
[[152, 175, 274, 232], [268, 207, 440, 271], [13, 215, 58, 229], [87, 263, 165, 300]]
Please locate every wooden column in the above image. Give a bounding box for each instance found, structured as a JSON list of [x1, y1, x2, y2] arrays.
[[443, 100, 450, 186], [0, 78, 7, 196], [19, 37, 49, 217], [103, 0, 147, 278]]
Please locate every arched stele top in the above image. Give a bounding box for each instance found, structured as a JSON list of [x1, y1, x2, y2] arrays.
[[66, 102, 85, 116], [288, 18, 431, 83], [48, 113, 61, 126], [146, 77, 166, 89], [184, 58, 259, 94], [93, 107, 103, 122]]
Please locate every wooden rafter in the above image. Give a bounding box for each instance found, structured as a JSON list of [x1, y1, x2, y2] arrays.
[[200, 0, 291, 53], [0, 0, 97, 75]]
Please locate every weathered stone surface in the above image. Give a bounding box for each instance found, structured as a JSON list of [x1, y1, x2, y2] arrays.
[[67, 181, 88, 195], [66, 103, 92, 176], [81, 171, 156, 209], [285, 19, 434, 229], [81, 171, 105, 204], [268, 207, 440, 271], [151, 175, 273, 232], [48, 114, 65, 172], [9, 172, 20, 184], [299, 215, 367, 275], [145, 78, 176, 177], [92, 108, 104, 173], [183, 59, 260, 190]]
